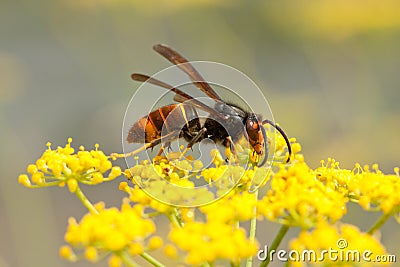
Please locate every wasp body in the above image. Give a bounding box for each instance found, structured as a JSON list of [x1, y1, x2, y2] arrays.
[[122, 44, 292, 166]]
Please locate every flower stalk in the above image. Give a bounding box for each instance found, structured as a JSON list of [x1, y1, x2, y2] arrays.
[[259, 224, 290, 267], [120, 251, 141, 267], [74, 184, 99, 215], [245, 190, 258, 267], [140, 252, 165, 267], [367, 211, 394, 235]]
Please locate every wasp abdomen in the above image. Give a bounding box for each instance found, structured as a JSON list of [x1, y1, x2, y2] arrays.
[[127, 104, 201, 145]]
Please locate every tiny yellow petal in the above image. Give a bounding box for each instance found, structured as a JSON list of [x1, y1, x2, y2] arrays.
[[164, 244, 178, 259], [148, 236, 163, 250], [27, 164, 37, 174], [359, 195, 370, 210], [84, 247, 98, 262], [118, 181, 130, 192], [18, 174, 31, 187], [129, 243, 143, 255], [92, 172, 104, 184], [94, 201, 105, 211], [104, 232, 128, 251], [67, 179, 78, 193], [31, 172, 44, 185], [108, 255, 121, 267], [108, 166, 122, 179], [59, 245, 76, 261], [291, 143, 302, 153]]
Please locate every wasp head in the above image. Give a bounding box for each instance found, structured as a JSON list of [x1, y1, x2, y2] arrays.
[[245, 113, 265, 156]]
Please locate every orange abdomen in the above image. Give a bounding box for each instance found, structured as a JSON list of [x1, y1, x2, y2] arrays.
[[127, 104, 199, 145]]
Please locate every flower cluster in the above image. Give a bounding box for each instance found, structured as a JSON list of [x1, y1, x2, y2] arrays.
[[19, 133, 399, 267], [18, 138, 121, 193], [123, 149, 273, 206], [290, 222, 390, 267], [169, 220, 258, 265], [316, 159, 400, 215], [257, 160, 347, 228], [200, 191, 258, 223], [121, 165, 261, 265], [61, 200, 161, 266]]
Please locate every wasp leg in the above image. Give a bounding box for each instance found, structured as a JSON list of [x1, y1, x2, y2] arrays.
[[110, 143, 154, 159], [156, 144, 166, 156], [179, 128, 207, 160], [156, 141, 172, 156], [166, 142, 172, 152], [226, 136, 239, 165], [110, 131, 179, 159]]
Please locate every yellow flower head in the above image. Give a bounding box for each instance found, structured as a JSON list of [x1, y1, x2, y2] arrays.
[[20, 133, 400, 267], [19, 138, 121, 190], [122, 152, 272, 207], [200, 191, 258, 223], [290, 222, 390, 266], [169, 221, 258, 265], [63, 201, 158, 263], [258, 161, 347, 228], [316, 159, 400, 214]]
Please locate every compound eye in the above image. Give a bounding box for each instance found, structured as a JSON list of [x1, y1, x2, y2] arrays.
[[251, 121, 259, 130], [247, 120, 259, 130], [246, 119, 259, 140]]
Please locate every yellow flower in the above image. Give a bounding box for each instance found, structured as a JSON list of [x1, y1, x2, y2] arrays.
[[290, 222, 390, 266], [169, 221, 258, 265], [316, 159, 400, 214], [59, 245, 77, 261], [84, 246, 98, 262], [258, 161, 347, 228], [129, 243, 143, 255], [148, 236, 163, 250], [200, 191, 258, 223], [18, 138, 122, 190], [123, 156, 272, 208], [108, 255, 122, 267], [164, 244, 178, 259], [63, 201, 158, 263]]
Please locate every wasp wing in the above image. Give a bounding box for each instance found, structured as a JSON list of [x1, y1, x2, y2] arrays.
[[131, 73, 226, 121], [153, 44, 222, 101]]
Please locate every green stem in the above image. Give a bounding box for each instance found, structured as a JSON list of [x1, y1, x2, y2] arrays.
[[119, 251, 140, 267], [174, 208, 184, 226], [74, 185, 99, 215], [367, 211, 393, 235], [146, 211, 161, 218], [167, 209, 183, 228], [245, 191, 258, 267], [141, 252, 166, 267], [259, 224, 290, 267], [201, 262, 212, 267], [27, 181, 62, 188]]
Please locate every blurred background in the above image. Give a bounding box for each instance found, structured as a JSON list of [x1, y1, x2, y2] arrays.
[[1, 0, 399, 266]]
